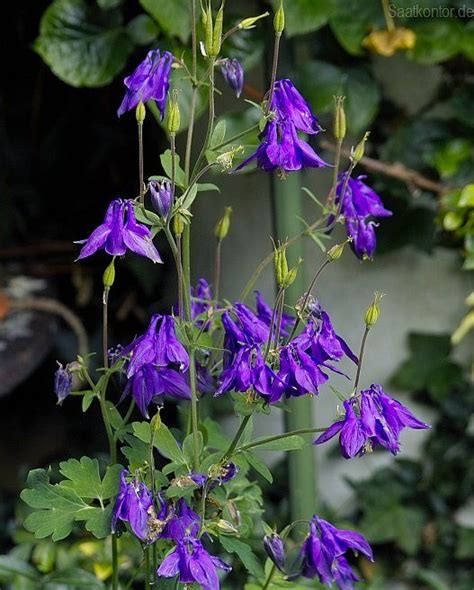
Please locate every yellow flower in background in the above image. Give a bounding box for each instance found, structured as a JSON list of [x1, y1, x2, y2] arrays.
[[363, 27, 417, 57]]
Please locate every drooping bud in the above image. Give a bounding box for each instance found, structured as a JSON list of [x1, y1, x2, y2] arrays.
[[352, 131, 370, 163], [135, 101, 146, 124], [103, 259, 116, 289], [263, 533, 286, 572], [173, 213, 185, 236], [54, 361, 73, 405], [220, 58, 244, 98], [273, 243, 289, 287], [333, 96, 346, 141], [211, 2, 224, 58], [273, 0, 285, 34], [150, 180, 173, 218], [327, 240, 349, 262], [238, 11, 270, 30], [365, 291, 384, 327], [167, 90, 180, 135], [214, 206, 232, 240]]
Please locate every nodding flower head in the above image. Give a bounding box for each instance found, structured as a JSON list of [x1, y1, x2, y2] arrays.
[[118, 49, 173, 119], [149, 180, 173, 219], [54, 362, 73, 405], [220, 58, 244, 98]]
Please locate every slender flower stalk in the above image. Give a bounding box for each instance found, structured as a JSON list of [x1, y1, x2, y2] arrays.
[[353, 325, 370, 393], [138, 121, 145, 204]]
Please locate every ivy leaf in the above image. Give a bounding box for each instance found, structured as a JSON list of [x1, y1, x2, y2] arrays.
[[219, 535, 265, 580], [34, 0, 134, 88], [21, 469, 87, 542], [139, 0, 191, 43]]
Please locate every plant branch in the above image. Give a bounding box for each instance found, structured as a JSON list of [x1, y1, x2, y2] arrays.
[[236, 427, 327, 453]]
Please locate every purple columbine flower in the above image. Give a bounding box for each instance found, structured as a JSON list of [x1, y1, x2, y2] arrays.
[[236, 119, 328, 175], [263, 533, 286, 572], [191, 278, 214, 326], [336, 174, 392, 260], [161, 498, 200, 542], [149, 180, 173, 218], [157, 536, 231, 590], [112, 470, 169, 543], [75, 199, 162, 263], [255, 290, 295, 337], [270, 79, 322, 135], [54, 362, 73, 404], [314, 384, 430, 458], [220, 58, 244, 98], [117, 49, 173, 119], [298, 516, 373, 589]]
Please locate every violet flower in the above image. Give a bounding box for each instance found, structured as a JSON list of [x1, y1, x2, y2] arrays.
[[298, 515, 373, 589], [336, 174, 392, 260], [255, 290, 294, 337], [161, 498, 200, 542], [157, 536, 231, 590], [111, 470, 168, 543], [54, 362, 73, 405], [117, 49, 173, 119], [263, 533, 286, 572], [314, 384, 430, 458], [220, 58, 244, 98], [149, 180, 173, 218], [191, 278, 214, 327], [75, 199, 162, 263], [271, 79, 322, 135]]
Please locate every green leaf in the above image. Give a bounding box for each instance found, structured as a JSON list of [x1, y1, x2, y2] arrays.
[[97, 0, 123, 9], [409, 19, 464, 64], [75, 504, 114, 539], [456, 527, 474, 559], [196, 183, 220, 193], [245, 435, 306, 452], [154, 424, 185, 463], [121, 433, 149, 470], [277, 0, 338, 37], [139, 0, 191, 43], [43, 567, 105, 588], [219, 535, 265, 580], [34, 0, 133, 88], [463, 20, 474, 61], [211, 120, 227, 149], [243, 452, 273, 483], [132, 420, 152, 443], [59, 457, 102, 500], [82, 391, 96, 412], [0, 557, 40, 582], [330, 0, 383, 55], [126, 14, 159, 45], [459, 184, 474, 207], [182, 432, 203, 466], [21, 469, 87, 542], [160, 150, 186, 188]]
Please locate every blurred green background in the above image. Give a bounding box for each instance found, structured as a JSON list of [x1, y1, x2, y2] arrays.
[[0, 0, 473, 588]]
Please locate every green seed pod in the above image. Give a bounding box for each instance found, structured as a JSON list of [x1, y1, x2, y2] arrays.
[[239, 11, 270, 29], [352, 131, 370, 163], [173, 213, 185, 236], [204, 4, 214, 57], [103, 259, 116, 289], [167, 91, 181, 135], [273, 244, 289, 287], [282, 265, 298, 288], [333, 96, 346, 141], [150, 411, 162, 433], [211, 2, 224, 57], [214, 206, 233, 240], [274, 0, 285, 34], [327, 241, 346, 262], [365, 291, 384, 327], [136, 101, 146, 124]]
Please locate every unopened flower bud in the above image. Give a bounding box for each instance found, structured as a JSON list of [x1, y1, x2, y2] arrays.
[[334, 96, 346, 141], [352, 132, 370, 163], [173, 213, 185, 236], [274, 244, 289, 287], [274, 0, 285, 34], [263, 533, 286, 572], [327, 240, 349, 262], [150, 411, 162, 433], [167, 91, 180, 135], [214, 206, 232, 240], [150, 180, 173, 218], [54, 361, 73, 405], [136, 101, 146, 124], [365, 291, 384, 327], [238, 11, 270, 30], [103, 259, 116, 289]]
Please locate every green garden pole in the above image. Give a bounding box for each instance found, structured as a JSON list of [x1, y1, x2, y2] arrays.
[[271, 172, 318, 520]]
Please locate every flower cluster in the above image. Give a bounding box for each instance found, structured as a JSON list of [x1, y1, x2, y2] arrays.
[[335, 174, 393, 260], [314, 384, 430, 457], [237, 79, 328, 174], [121, 314, 191, 417], [113, 471, 232, 590], [264, 516, 373, 590]]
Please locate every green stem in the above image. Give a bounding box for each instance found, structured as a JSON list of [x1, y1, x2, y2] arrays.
[[170, 132, 177, 205], [262, 564, 276, 590], [237, 427, 327, 453], [138, 122, 145, 204], [185, 0, 198, 183], [223, 414, 253, 460], [144, 547, 150, 589], [214, 239, 222, 302], [353, 326, 371, 393], [188, 347, 200, 470], [212, 122, 261, 152], [267, 32, 282, 111], [327, 137, 343, 208], [264, 287, 285, 359], [381, 0, 396, 31], [191, 58, 216, 181]]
